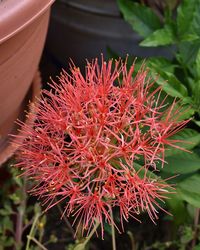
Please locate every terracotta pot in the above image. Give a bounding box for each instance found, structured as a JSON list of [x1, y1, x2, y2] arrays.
[[0, 71, 41, 165], [0, 0, 55, 162]]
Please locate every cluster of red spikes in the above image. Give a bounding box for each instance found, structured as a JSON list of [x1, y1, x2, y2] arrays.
[[14, 57, 188, 237]]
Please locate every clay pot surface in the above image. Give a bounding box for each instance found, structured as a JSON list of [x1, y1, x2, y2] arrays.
[[0, 71, 41, 165], [0, 0, 55, 161], [0, 0, 55, 43]]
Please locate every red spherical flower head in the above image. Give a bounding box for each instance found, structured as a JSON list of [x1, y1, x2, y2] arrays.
[[14, 56, 189, 237]]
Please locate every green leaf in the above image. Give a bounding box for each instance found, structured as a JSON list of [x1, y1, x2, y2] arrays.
[[0, 237, 14, 247], [177, 0, 199, 41], [117, 0, 161, 38], [180, 226, 194, 244], [133, 162, 159, 179], [177, 173, 200, 207], [9, 193, 21, 204], [147, 57, 176, 74], [165, 193, 188, 225], [171, 103, 195, 121], [178, 41, 200, 65], [178, 188, 200, 208], [140, 25, 175, 47], [194, 120, 200, 127], [192, 3, 200, 37], [0, 204, 13, 216], [151, 70, 188, 98], [165, 129, 200, 157], [73, 243, 87, 250], [162, 152, 200, 174], [196, 49, 200, 79], [194, 245, 200, 250], [3, 217, 13, 232], [192, 80, 200, 112]]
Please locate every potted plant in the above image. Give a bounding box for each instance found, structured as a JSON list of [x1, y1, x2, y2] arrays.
[[0, 0, 55, 164]]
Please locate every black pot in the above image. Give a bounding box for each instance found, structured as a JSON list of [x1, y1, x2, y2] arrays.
[[45, 0, 171, 70]]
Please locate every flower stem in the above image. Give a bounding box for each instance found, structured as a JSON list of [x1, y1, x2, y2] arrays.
[[110, 209, 117, 250], [27, 236, 48, 250], [15, 176, 27, 247], [25, 212, 40, 250], [127, 231, 136, 250]]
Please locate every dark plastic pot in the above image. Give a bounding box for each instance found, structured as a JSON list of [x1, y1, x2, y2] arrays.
[[46, 0, 171, 70]]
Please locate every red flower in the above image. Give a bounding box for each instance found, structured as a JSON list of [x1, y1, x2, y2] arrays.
[[14, 57, 188, 237]]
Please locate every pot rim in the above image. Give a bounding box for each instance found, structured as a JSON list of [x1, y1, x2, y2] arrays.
[[59, 0, 120, 17], [0, 0, 55, 44]]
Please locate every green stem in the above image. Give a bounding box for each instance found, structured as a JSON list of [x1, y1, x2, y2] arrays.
[[127, 231, 136, 250], [15, 176, 27, 248], [25, 212, 40, 250], [110, 209, 117, 250], [27, 236, 48, 250]]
